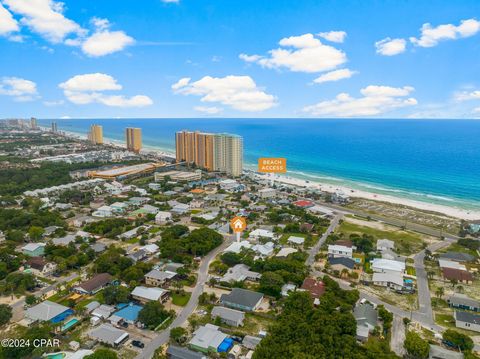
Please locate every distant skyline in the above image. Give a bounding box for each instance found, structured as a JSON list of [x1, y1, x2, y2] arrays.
[[1, 0, 480, 119]]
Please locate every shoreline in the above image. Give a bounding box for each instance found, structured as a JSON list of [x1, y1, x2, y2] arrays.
[[255, 172, 480, 221], [52, 127, 480, 221]]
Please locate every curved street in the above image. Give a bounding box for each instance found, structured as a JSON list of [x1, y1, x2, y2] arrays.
[[136, 235, 234, 359]]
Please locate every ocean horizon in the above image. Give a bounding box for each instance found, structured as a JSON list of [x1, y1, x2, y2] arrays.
[[38, 118, 480, 212]]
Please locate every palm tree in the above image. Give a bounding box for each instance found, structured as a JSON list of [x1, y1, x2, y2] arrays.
[[456, 285, 464, 294], [435, 287, 444, 299], [341, 268, 349, 278]]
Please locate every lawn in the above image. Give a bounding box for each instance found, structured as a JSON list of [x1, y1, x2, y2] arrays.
[[406, 266, 416, 276], [438, 242, 478, 258], [171, 292, 191, 306], [279, 233, 307, 245], [336, 220, 426, 255]]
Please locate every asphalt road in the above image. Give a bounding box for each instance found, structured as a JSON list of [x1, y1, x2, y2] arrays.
[[306, 213, 343, 268], [11, 272, 79, 309], [137, 235, 234, 359], [413, 238, 456, 323]]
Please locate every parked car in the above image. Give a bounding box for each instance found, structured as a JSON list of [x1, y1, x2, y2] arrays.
[[132, 340, 144, 349]]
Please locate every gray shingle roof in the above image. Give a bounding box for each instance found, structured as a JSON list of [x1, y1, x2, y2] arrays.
[[455, 310, 480, 325], [211, 306, 245, 324], [220, 288, 263, 309]]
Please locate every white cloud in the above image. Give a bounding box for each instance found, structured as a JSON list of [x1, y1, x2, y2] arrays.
[[0, 77, 39, 101], [454, 90, 480, 102], [161, 0, 179, 3], [375, 38, 406, 56], [81, 30, 134, 57], [410, 18, 480, 47], [59, 73, 152, 107], [303, 85, 417, 117], [43, 99, 64, 106], [172, 75, 277, 112], [239, 33, 346, 73], [194, 106, 223, 114], [0, 3, 19, 35], [3, 0, 85, 43], [317, 30, 347, 43], [313, 68, 357, 84]]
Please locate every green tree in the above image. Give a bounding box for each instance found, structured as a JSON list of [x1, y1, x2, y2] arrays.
[[138, 301, 172, 329], [25, 295, 37, 306], [404, 331, 429, 359], [170, 327, 187, 344], [28, 226, 44, 241], [0, 304, 12, 326], [102, 285, 130, 305], [259, 271, 284, 299], [443, 329, 474, 351]]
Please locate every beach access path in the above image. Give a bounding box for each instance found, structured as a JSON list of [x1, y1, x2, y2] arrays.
[[137, 235, 234, 359]]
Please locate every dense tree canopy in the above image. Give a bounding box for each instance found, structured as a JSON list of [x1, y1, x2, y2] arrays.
[[159, 226, 223, 261], [404, 331, 429, 359], [253, 277, 397, 359], [138, 301, 173, 329]]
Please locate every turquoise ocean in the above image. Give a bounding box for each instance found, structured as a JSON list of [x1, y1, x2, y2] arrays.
[[38, 118, 480, 212]]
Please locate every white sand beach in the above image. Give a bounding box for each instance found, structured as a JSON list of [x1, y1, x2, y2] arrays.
[[256, 173, 480, 221]]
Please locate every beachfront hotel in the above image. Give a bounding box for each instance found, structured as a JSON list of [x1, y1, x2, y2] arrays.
[[88, 125, 103, 145], [126, 127, 142, 153], [176, 130, 243, 177]]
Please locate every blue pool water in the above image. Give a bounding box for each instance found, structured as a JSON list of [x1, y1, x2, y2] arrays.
[[38, 118, 480, 211], [61, 318, 79, 331]]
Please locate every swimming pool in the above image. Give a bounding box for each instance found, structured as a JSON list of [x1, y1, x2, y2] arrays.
[[44, 353, 66, 359], [61, 318, 79, 331]]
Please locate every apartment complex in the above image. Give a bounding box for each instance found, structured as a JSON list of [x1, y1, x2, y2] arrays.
[[88, 125, 103, 145], [176, 130, 243, 176], [125, 127, 142, 153]]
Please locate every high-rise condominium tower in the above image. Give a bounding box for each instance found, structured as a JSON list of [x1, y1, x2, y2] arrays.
[[88, 125, 103, 145], [176, 130, 243, 176], [126, 127, 142, 153], [30, 117, 37, 129]]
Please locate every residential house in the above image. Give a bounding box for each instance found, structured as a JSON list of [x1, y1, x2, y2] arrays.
[[440, 252, 475, 263], [189, 324, 229, 353], [25, 301, 73, 323], [372, 272, 405, 291], [128, 249, 148, 263], [287, 236, 305, 246], [172, 203, 190, 215], [281, 283, 297, 297], [442, 268, 473, 284], [454, 311, 480, 332], [276, 247, 298, 258], [354, 302, 378, 342], [110, 202, 128, 213], [221, 264, 261, 283], [447, 293, 480, 312], [242, 336, 262, 350], [328, 257, 356, 272], [224, 241, 252, 254], [248, 229, 276, 242], [73, 273, 113, 295], [92, 304, 116, 319], [92, 205, 113, 218], [144, 269, 177, 287], [300, 278, 325, 299], [22, 243, 46, 257], [328, 244, 353, 259], [258, 188, 276, 199], [166, 345, 207, 359], [211, 306, 245, 327], [52, 234, 76, 246], [371, 258, 406, 275], [26, 257, 56, 276], [220, 288, 264, 312], [88, 324, 129, 347], [251, 242, 275, 257], [131, 286, 169, 304], [155, 211, 173, 224]]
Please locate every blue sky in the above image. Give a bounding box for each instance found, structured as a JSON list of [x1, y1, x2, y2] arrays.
[[0, 0, 480, 119]]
